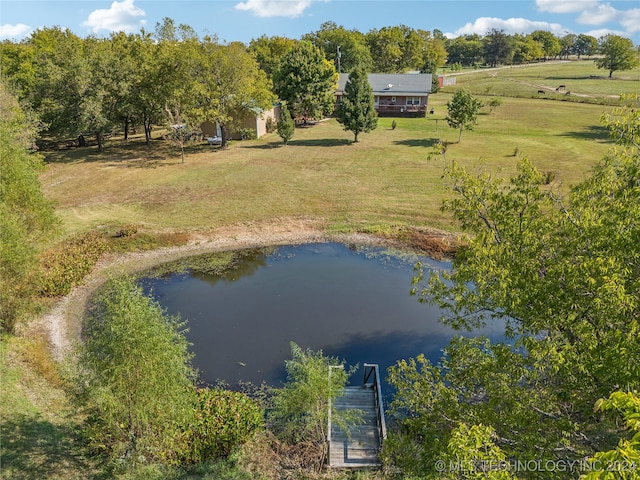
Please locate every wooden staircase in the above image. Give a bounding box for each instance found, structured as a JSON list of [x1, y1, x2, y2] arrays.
[[328, 364, 386, 468]]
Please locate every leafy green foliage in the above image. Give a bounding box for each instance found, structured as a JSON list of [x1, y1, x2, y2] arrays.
[[303, 21, 373, 73], [268, 342, 355, 468], [73, 277, 195, 466], [179, 388, 263, 464], [443, 424, 515, 480], [395, 90, 640, 478], [385, 338, 569, 477], [273, 41, 338, 121], [276, 103, 294, 145], [335, 65, 378, 142], [445, 89, 483, 142], [38, 231, 109, 297], [0, 80, 56, 332], [596, 35, 640, 78], [582, 392, 640, 480]]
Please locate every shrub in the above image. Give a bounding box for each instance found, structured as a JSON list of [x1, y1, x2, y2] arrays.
[[265, 116, 276, 133], [38, 231, 109, 297], [179, 388, 264, 464], [73, 277, 194, 467], [113, 224, 138, 238]]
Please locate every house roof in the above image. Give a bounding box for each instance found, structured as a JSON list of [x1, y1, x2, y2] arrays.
[[337, 73, 432, 96]]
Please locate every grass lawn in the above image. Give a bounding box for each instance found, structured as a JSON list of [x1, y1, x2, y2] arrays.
[[40, 86, 613, 239]]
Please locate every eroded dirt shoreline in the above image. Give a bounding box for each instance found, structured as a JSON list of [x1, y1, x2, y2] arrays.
[[30, 219, 457, 360]]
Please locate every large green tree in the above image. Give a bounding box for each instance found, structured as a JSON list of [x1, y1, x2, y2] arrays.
[[445, 89, 483, 142], [273, 41, 338, 121], [390, 94, 640, 478], [303, 21, 372, 74], [596, 34, 639, 78], [574, 33, 598, 58], [335, 65, 378, 142], [0, 80, 56, 332], [483, 29, 514, 67], [248, 35, 299, 80], [530, 30, 561, 60]]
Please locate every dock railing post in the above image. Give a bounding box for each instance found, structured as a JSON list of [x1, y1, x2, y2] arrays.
[[327, 364, 343, 466]]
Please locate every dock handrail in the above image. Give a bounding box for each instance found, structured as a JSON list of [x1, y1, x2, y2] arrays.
[[363, 363, 387, 443], [327, 365, 344, 447]]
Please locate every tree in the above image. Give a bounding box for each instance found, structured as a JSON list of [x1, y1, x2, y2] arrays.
[[396, 97, 640, 477], [274, 41, 338, 121], [583, 391, 640, 480], [248, 35, 299, 80], [268, 342, 357, 469], [574, 34, 598, 59], [530, 30, 561, 60], [560, 33, 577, 59], [445, 89, 483, 142], [0, 80, 56, 332], [596, 34, 639, 78], [303, 21, 373, 74], [335, 65, 378, 142], [513, 34, 544, 64], [483, 29, 514, 67], [276, 102, 294, 145], [447, 35, 484, 67], [74, 276, 195, 464]]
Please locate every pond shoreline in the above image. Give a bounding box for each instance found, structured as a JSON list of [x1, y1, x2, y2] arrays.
[[28, 218, 457, 360]]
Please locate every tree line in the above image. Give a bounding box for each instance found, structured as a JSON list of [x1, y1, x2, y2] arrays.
[[1, 18, 637, 150]]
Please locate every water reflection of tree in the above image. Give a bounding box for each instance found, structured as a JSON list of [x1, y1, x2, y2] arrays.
[[146, 248, 272, 283], [191, 248, 271, 286]]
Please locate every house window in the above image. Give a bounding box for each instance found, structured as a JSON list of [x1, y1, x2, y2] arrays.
[[406, 97, 420, 106]]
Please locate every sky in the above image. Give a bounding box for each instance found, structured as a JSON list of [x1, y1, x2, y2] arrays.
[[1, 0, 639, 45]]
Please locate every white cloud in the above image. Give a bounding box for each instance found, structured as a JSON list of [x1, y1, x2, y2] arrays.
[[586, 28, 632, 39], [619, 9, 640, 33], [447, 17, 566, 38], [234, 0, 314, 18], [83, 0, 146, 34], [577, 3, 619, 25], [0, 23, 32, 40], [536, 0, 600, 14]]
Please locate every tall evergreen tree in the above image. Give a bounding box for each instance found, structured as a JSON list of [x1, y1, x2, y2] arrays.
[[276, 102, 294, 145], [335, 66, 377, 143]]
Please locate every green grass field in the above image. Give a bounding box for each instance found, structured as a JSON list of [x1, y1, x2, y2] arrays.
[[41, 62, 622, 240]]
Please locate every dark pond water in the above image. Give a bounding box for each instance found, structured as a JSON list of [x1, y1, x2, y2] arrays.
[[139, 242, 503, 388]]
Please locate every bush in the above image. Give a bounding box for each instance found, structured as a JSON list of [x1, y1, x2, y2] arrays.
[[38, 231, 109, 297], [73, 277, 195, 466], [179, 388, 264, 464], [113, 224, 138, 238]]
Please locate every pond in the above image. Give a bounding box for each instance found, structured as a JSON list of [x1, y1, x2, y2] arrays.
[[139, 242, 503, 388]]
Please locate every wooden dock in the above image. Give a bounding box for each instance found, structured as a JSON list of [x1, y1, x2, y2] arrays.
[[328, 364, 386, 468]]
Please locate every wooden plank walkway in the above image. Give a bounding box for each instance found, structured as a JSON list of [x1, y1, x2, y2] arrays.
[[328, 385, 381, 468]]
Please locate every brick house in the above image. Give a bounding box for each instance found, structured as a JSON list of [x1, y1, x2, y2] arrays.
[[336, 73, 432, 117]]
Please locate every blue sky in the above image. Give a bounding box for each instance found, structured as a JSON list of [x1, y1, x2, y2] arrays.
[[1, 0, 639, 44]]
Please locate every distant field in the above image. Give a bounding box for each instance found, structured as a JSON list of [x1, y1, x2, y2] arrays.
[[442, 60, 640, 103], [40, 60, 621, 240]]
